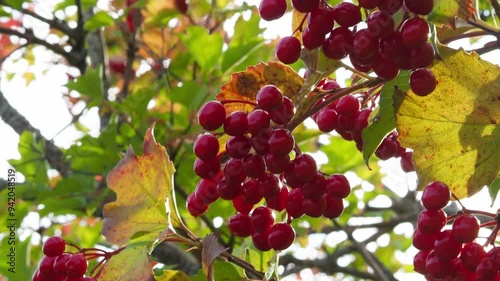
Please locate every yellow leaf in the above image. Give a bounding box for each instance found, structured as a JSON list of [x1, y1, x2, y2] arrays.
[[292, 10, 307, 41], [102, 125, 182, 245], [216, 62, 304, 114], [100, 243, 155, 281], [395, 46, 500, 199]]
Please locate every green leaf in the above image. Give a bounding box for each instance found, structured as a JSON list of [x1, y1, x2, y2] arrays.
[[102, 125, 183, 245], [428, 0, 475, 28], [99, 241, 155, 281], [168, 81, 208, 110], [362, 71, 410, 164], [181, 26, 223, 71], [246, 247, 276, 276], [222, 40, 264, 74], [395, 46, 500, 199], [191, 261, 244, 281], [5, 0, 24, 9], [488, 178, 500, 206], [84, 11, 115, 32], [9, 132, 48, 185], [66, 67, 104, 106]]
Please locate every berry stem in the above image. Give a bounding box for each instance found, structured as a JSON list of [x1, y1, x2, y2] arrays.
[[463, 209, 497, 218], [292, 13, 308, 35], [220, 251, 266, 279], [339, 61, 376, 80], [287, 78, 382, 131]]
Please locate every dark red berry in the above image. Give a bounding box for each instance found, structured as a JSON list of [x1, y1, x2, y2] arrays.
[[39, 256, 57, 278], [252, 230, 272, 251], [451, 214, 479, 243], [426, 250, 454, 280], [476, 258, 497, 281], [174, 0, 188, 14], [355, 108, 372, 130], [291, 0, 320, 13], [359, 0, 380, 9], [400, 151, 415, 172], [195, 179, 219, 204], [259, 0, 287, 21], [265, 153, 290, 174], [251, 206, 274, 232], [265, 187, 288, 211], [404, 0, 434, 15], [409, 42, 435, 68], [226, 135, 251, 159], [412, 228, 438, 250], [307, 7, 336, 36], [413, 250, 431, 275], [461, 242, 488, 272], [193, 133, 219, 160], [323, 26, 354, 59], [257, 85, 283, 111], [257, 173, 280, 198], [302, 26, 326, 50], [198, 101, 226, 131], [241, 179, 264, 205], [401, 17, 430, 48], [378, 0, 403, 14], [224, 111, 248, 136], [301, 173, 327, 199], [247, 109, 270, 135], [416, 209, 446, 234], [217, 179, 242, 200], [43, 236, 66, 257], [186, 192, 209, 217], [228, 213, 254, 237], [276, 36, 302, 64], [352, 29, 379, 59], [224, 158, 246, 185], [286, 188, 305, 219], [336, 95, 360, 116], [326, 174, 351, 198], [54, 254, 71, 276], [194, 157, 221, 179], [242, 154, 266, 178], [268, 223, 295, 250], [65, 253, 88, 277], [366, 10, 394, 38], [434, 229, 462, 261], [323, 195, 344, 219], [315, 109, 339, 132], [270, 96, 294, 125], [333, 2, 361, 27], [268, 128, 295, 156], [293, 154, 318, 183], [303, 196, 326, 218], [250, 128, 272, 155], [372, 54, 400, 81], [410, 68, 436, 96], [232, 195, 253, 215]]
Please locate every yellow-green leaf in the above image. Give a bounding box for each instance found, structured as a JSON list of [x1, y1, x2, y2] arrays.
[[99, 242, 155, 281], [395, 46, 500, 199], [102, 125, 182, 245], [428, 0, 475, 28], [155, 270, 191, 281]]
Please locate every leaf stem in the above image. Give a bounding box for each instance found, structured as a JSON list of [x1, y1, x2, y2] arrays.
[[220, 251, 265, 280]]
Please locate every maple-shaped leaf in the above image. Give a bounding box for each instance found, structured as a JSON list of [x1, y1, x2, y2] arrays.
[[216, 62, 304, 114], [102, 125, 182, 245], [395, 45, 500, 199], [99, 242, 155, 281], [428, 0, 475, 28]]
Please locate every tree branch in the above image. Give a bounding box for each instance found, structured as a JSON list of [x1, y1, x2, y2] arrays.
[[0, 89, 70, 177], [151, 242, 201, 275]]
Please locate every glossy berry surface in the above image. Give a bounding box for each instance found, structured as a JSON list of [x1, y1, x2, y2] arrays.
[[416, 209, 446, 234], [400, 17, 430, 48], [268, 223, 295, 250], [315, 109, 339, 132], [291, 0, 320, 13], [43, 236, 66, 257], [193, 133, 219, 160], [198, 101, 226, 131], [251, 206, 274, 232], [451, 214, 480, 243], [404, 0, 434, 15], [268, 128, 295, 156], [257, 85, 283, 111], [333, 2, 362, 27], [228, 213, 254, 237], [410, 68, 436, 96], [421, 181, 450, 211], [293, 154, 318, 183], [326, 174, 351, 198], [276, 36, 301, 64], [224, 111, 248, 136], [259, 0, 287, 21], [65, 253, 88, 277]]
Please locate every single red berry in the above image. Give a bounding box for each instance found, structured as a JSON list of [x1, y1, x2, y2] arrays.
[[223, 111, 248, 136], [400, 151, 415, 172], [372, 54, 400, 81], [359, 0, 380, 8], [322, 26, 354, 59], [286, 188, 305, 218], [452, 214, 480, 243], [410, 68, 437, 96], [276, 36, 302, 64], [217, 179, 242, 200], [54, 253, 71, 276], [225, 135, 251, 159], [195, 178, 219, 204], [265, 187, 288, 211], [250, 128, 272, 155], [425, 250, 454, 280], [301, 173, 327, 199], [265, 153, 290, 174], [193, 133, 219, 160], [409, 42, 435, 68], [39, 256, 58, 278], [186, 192, 209, 217], [434, 230, 463, 261], [293, 154, 318, 183], [259, 0, 287, 21], [461, 242, 488, 272], [355, 108, 372, 130], [270, 96, 294, 125], [257, 85, 283, 112], [43, 236, 66, 257], [476, 258, 497, 281], [333, 2, 362, 27], [232, 195, 253, 215], [378, 0, 403, 14], [315, 109, 339, 132], [303, 196, 326, 218], [257, 173, 280, 198], [291, 0, 320, 13], [307, 7, 336, 36], [421, 181, 450, 211], [198, 101, 226, 131], [352, 29, 379, 59], [412, 228, 438, 251], [194, 157, 221, 179], [302, 26, 326, 50], [326, 174, 351, 199], [323, 195, 344, 219], [241, 179, 264, 205], [252, 230, 272, 251], [224, 158, 247, 185], [336, 95, 360, 116], [65, 253, 87, 277], [228, 213, 254, 237], [416, 209, 446, 234], [413, 250, 431, 275], [404, 0, 434, 15], [242, 154, 266, 178], [366, 10, 394, 38], [268, 128, 295, 156], [247, 109, 270, 135], [268, 223, 295, 250], [400, 17, 430, 48], [251, 206, 274, 233]]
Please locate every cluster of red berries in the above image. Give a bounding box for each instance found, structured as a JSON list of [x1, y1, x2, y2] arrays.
[[260, 0, 437, 96], [188, 84, 352, 251], [33, 236, 96, 281], [311, 79, 414, 172], [413, 181, 500, 280]]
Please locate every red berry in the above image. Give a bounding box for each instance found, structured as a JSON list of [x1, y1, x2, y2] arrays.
[[323, 26, 354, 59], [228, 213, 254, 237], [434, 230, 462, 261], [326, 174, 351, 198], [257, 173, 280, 198], [54, 254, 71, 276], [412, 228, 438, 250], [241, 179, 263, 205], [404, 0, 434, 15], [323, 195, 344, 219], [194, 157, 221, 179], [198, 101, 226, 131], [268, 223, 295, 250], [302, 26, 326, 50], [400, 17, 430, 48], [195, 179, 219, 204], [252, 230, 272, 251], [259, 0, 287, 21], [276, 36, 302, 64], [247, 109, 270, 135], [476, 258, 497, 281], [378, 0, 403, 14], [315, 109, 339, 132], [270, 96, 294, 125], [355, 108, 372, 130], [413, 250, 431, 275], [410, 68, 437, 96], [333, 2, 362, 27], [400, 151, 415, 172], [265, 153, 290, 174], [265, 187, 288, 211], [416, 209, 446, 234], [174, 0, 188, 13], [251, 206, 274, 233], [372, 54, 400, 81], [232, 195, 253, 215], [250, 128, 271, 155], [223, 111, 248, 136], [65, 253, 87, 277], [39, 256, 58, 278], [242, 154, 266, 178], [336, 95, 360, 116], [307, 7, 336, 36], [293, 154, 318, 183], [461, 242, 488, 272], [366, 10, 394, 38], [43, 236, 66, 257], [303, 196, 326, 218], [186, 192, 209, 217], [421, 181, 450, 211], [291, 0, 320, 13], [352, 29, 379, 59], [257, 85, 283, 111], [359, 0, 380, 9], [409, 42, 435, 68], [225, 135, 251, 159], [301, 173, 327, 199], [217, 179, 242, 200], [193, 133, 219, 160], [286, 188, 305, 218], [451, 214, 480, 243], [268, 128, 295, 156], [425, 250, 454, 280], [224, 158, 247, 185]]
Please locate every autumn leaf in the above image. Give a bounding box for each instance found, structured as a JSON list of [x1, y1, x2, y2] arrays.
[[395, 46, 500, 199], [428, 0, 475, 28], [292, 10, 307, 41], [201, 233, 229, 281], [216, 62, 304, 114], [99, 242, 155, 281], [155, 270, 191, 281], [102, 125, 182, 245]]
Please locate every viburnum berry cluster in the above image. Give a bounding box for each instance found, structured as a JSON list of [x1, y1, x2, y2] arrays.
[[188, 84, 352, 251], [413, 181, 500, 280], [33, 236, 122, 281], [311, 80, 415, 173], [262, 0, 437, 96]]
